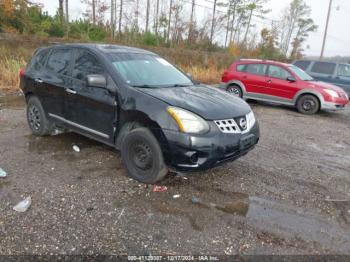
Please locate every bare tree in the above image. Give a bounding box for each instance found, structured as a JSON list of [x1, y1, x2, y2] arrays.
[[110, 0, 115, 38], [65, 0, 69, 22], [154, 0, 160, 35], [92, 0, 96, 24], [133, 0, 140, 32], [188, 0, 195, 43], [119, 0, 123, 34], [58, 0, 64, 23], [65, 0, 69, 37], [167, 0, 173, 43], [145, 0, 150, 32], [224, 1, 231, 47], [209, 0, 217, 44]]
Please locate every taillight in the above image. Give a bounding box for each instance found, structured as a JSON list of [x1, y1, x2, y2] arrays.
[[222, 70, 229, 82], [19, 67, 26, 78]]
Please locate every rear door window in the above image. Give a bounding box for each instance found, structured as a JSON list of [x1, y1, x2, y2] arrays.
[[310, 62, 336, 75], [46, 49, 72, 75], [72, 50, 104, 81], [245, 64, 267, 76], [268, 65, 292, 80], [337, 64, 350, 77], [294, 60, 311, 71]]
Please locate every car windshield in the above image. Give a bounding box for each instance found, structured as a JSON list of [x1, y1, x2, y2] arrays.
[[108, 53, 193, 87], [288, 65, 314, 81]]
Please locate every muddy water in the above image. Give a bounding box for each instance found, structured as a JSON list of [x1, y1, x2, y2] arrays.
[[162, 193, 350, 252]]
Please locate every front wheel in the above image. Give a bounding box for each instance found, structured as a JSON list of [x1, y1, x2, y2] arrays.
[[120, 127, 168, 184], [296, 95, 320, 115]]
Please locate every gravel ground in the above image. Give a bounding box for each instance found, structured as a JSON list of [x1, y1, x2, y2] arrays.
[[0, 95, 350, 256]]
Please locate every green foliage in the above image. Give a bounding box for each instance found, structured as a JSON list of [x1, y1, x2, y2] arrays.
[[48, 21, 65, 37], [142, 32, 160, 46], [88, 26, 107, 41]]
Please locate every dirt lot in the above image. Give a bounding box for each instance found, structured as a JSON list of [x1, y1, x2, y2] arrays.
[[0, 94, 350, 256]]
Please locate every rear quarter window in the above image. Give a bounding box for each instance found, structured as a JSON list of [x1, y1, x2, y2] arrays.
[[236, 64, 245, 72], [294, 60, 311, 71], [30, 49, 49, 71], [310, 62, 336, 75]]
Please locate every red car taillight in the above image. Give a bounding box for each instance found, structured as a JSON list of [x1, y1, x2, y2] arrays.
[[222, 70, 229, 82], [19, 67, 26, 78]]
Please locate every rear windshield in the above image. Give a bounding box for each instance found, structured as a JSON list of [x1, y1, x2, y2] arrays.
[[107, 53, 193, 88]]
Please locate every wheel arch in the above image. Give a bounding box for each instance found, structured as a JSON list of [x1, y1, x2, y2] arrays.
[[225, 80, 247, 94], [116, 110, 170, 158], [293, 90, 324, 107]]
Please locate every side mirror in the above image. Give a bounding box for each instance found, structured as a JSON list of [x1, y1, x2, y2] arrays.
[[286, 76, 296, 82], [86, 74, 107, 88]]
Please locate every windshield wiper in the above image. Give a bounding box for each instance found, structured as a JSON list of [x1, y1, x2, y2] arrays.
[[132, 84, 159, 88], [166, 84, 193, 88]]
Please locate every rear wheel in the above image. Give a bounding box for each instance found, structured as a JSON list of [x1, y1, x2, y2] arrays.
[[121, 127, 168, 184], [26, 96, 53, 136], [296, 95, 320, 115], [226, 85, 243, 98]]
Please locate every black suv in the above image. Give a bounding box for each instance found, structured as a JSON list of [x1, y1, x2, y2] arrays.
[[20, 44, 259, 183]]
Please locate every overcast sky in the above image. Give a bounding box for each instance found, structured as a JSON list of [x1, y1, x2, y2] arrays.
[[33, 0, 350, 57]]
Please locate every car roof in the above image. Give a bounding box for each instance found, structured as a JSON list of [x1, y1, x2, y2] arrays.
[[294, 59, 350, 66], [46, 43, 157, 55], [236, 59, 292, 67]]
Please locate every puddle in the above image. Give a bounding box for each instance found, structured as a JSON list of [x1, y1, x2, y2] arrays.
[[189, 194, 350, 252], [0, 95, 25, 109], [247, 197, 350, 252]]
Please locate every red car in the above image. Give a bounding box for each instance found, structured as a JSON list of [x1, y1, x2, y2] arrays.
[[220, 59, 349, 114]]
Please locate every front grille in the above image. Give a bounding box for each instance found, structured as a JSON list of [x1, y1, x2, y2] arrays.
[[214, 112, 256, 134], [214, 119, 240, 134]]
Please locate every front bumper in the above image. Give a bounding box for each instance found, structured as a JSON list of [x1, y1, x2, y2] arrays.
[[322, 97, 348, 110], [161, 122, 260, 171]]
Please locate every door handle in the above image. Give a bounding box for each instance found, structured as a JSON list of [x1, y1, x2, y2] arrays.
[[35, 78, 43, 83], [266, 79, 272, 83], [66, 88, 77, 95]]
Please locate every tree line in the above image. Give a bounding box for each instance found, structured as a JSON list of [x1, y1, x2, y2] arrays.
[[0, 0, 317, 60]]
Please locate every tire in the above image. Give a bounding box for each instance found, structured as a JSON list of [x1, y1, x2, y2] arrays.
[[226, 85, 243, 98], [296, 95, 320, 115], [26, 96, 53, 136], [121, 127, 168, 184]]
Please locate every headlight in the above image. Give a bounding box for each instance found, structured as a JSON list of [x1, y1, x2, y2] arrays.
[[324, 89, 339, 98], [246, 111, 256, 129], [167, 107, 209, 134]]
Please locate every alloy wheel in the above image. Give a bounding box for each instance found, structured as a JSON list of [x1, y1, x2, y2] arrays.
[[28, 105, 41, 131]]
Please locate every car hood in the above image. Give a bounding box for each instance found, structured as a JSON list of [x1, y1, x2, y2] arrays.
[[136, 85, 251, 120], [306, 81, 346, 93]]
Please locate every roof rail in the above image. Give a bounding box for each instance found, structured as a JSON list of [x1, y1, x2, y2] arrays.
[[238, 58, 263, 62]]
